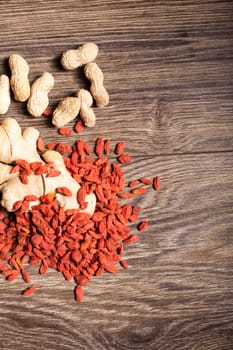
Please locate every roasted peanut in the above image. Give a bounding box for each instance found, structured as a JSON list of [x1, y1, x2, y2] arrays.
[[27, 72, 54, 117], [52, 97, 80, 128], [0, 75, 11, 114], [9, 54, 30, 102], [84, 62, 109, 107], [61, 43, 98, 70], [76, 89, 96, 127]]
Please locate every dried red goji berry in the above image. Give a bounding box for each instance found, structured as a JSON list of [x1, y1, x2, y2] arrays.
[[118, 154, 132, 164], [24, 195, 39, 202], [74, 119, 84, 133], [139, 177, 153, 185], [37, 137, 45, 152], [75, 285, 83, 302], [19, 173, 29, 184], [153, 176, 160, 190], [7, 270, 19, 282], [58, 127, 72, 136], [10, 165, 20, 174], [56, 187, 72, 197], [22, 286, 36, 296], [104, 264, 119, 274], [46, 169, 61, 177], [123, 235, 139, 244], [115, 141, 125, 155], [104, 139, 111, 154], [77, 186, 87, 206], [95, 137, 104, 156], [30, 161, 43, 171], [39, 260, 48, 275], [138, 220, 148, 231], [46, 143, 56, 150], [43, 107, 53, 117], [128, 180, 139, 188], [117, 192, 135, 198], [55, 143, 72, 154], [131, 187, 147, 195], [21, 268, 31, 283], [120, 260, 128, 269]]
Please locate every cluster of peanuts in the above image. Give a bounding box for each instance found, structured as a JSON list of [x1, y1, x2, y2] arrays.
[[0, 43, 109, 128]]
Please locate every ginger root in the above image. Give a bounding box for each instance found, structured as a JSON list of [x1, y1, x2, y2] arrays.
[[42, 150, 96, 215], [0, 118, 96, 214]]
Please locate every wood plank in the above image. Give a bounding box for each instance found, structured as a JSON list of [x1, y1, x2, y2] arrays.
[[0, 152, 232, 349], [0, 2, 232, 154], [0, 1, 232, 349]]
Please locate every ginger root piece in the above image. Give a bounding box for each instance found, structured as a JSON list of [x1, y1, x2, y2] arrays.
[[0, 118, 96, 214], [43, 150, 96, 214]]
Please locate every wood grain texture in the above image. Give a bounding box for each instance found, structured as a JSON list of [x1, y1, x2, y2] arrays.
[[0, 1, 233, 349]]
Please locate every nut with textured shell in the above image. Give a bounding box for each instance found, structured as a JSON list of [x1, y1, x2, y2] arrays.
[[61, 43, 99, 70], [76, 89, 96, 127], [52, 97, 81, 128], [84, 62, 109, 107], [27, 72, 54, 117], [9, 54, 30, 102]]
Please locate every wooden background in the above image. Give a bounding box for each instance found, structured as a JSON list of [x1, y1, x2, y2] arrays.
[[0, 1, 233, 349]]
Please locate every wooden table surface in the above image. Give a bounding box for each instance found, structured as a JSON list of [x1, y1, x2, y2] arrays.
[[0, 1, 232, 349]]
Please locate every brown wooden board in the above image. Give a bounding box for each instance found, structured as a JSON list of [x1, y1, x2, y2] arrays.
[[0, 1, 232, 349]]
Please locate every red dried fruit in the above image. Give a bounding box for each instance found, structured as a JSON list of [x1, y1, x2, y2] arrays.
[[43, 108, 53, 117], [75, 285, 83, 302], [115, 141, 125, 155], [30, 161, 43, 171], [74, 119, 84, 133], [139, 178, 153, 185], [117, 192, 135, 198], [95, 138, 104, 156], [153, 176, 160, 190], [19, 173, 28, 184], [55, 142, 72, 154], [128, 180, 139, 188], [21, 268, 31, 283], [58, 127, 72, 136], [7, 270, 19, 282], [123, 235, 139, 244], [138, 220, 148, 231], [22, 286, 36, 296], [46, 143, 56, 150], [104, 139, 111, 154], [37, 137, 45, 152], [118, 154, 132, 164], [56, 187, 72, 197], [46, 170, 61, 177], [10, 165, 20, 174], [120, 260, 129, 269], [131, 187, 147, 195]]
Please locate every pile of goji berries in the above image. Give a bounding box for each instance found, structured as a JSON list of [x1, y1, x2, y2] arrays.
[[0, 134, 160, 302]]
